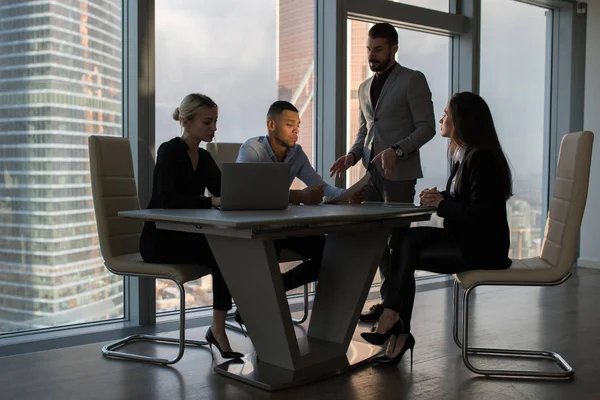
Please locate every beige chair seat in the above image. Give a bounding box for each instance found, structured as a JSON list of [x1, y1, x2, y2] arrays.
[[454, 257, 561, 289], [109, 254, 210, 284]]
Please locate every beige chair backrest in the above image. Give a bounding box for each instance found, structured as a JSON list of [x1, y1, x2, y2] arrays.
[[540, 131, 594, 275], [88, 135, 142, 263], [205, 142, 243, 169]]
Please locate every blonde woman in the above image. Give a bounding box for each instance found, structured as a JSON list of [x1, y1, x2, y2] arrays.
[[140, 93, 242, 359]]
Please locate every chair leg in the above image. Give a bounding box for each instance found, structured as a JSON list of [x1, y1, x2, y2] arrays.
[[453, 282, 574, 379], [291, 284, 310, 324], [225, 315, 244, 333], [102, 281, 208, 365], [453, 281, 463, 349]]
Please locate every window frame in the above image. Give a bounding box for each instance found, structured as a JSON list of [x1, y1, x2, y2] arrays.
[[0, 0, 587, 349]]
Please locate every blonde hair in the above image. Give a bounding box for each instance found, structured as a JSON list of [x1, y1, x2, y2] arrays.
[[172, 93, 217, 125]]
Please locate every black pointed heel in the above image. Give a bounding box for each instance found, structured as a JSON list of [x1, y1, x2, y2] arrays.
[[373, 333, 415, 366], [205, 327, 244, 359], [361, 318, 404, 346]]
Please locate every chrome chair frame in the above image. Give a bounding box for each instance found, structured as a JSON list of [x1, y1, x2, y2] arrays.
[[292, 283, 311, 324], [102, 266, 208, 365], [452, 274, 574, 379]]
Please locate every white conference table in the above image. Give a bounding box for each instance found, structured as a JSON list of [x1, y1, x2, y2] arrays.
[[120, 203, 434, 390]]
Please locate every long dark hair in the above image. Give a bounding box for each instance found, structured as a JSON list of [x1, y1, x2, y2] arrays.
[[448, 92, 513, 200]]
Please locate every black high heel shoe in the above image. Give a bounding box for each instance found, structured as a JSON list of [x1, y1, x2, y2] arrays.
[[205, 327, 244, 360], [361, 318, 404, 346], [373, 332, 415, 366]]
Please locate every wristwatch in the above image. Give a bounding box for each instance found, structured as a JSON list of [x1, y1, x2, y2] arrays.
[[391, 144, 403, 157]]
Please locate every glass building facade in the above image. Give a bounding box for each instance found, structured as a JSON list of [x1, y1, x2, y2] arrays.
[[0, 0, 124, 333]]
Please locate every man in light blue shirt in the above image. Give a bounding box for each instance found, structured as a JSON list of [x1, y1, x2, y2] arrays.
[[237, 101, 345, 204], [233, 101, 356, 312]]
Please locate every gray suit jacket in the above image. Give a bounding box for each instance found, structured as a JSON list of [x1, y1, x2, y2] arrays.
[[349, 63, 436, 181]]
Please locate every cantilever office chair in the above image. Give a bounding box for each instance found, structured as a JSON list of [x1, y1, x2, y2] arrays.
[[89, 135, 209, 365], [453, 131, 594, 379], [205, 142, 311, 329]]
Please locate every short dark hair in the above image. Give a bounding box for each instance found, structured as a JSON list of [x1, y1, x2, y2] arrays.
[[267, 100, 298, 119], [368, 23, 398, 46]]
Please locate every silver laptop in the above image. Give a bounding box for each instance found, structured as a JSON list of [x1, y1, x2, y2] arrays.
[[220, 163, 291, 211]]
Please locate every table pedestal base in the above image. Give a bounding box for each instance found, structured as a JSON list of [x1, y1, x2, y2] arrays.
[[214, 340, 382, 391]]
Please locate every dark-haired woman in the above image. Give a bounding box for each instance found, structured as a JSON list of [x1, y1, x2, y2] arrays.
[[361, 92, 513, 365]]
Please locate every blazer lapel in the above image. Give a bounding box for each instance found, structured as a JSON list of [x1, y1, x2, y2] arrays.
[[446, 162, 460, 192], [374, 63, 401, 111], [362, 76, 376, 154], [364, 75, 375, 115]]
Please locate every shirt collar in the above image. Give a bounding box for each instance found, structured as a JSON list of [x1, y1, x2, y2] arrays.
[[453, 146, 467, 164], [262, 135, 296, 162]]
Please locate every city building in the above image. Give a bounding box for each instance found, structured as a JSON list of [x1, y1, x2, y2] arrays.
[[0, 0, 123, 332]]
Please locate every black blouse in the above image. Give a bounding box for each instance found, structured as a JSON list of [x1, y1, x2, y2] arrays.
[[437, 148, 512, 269], [146, 137, 221, 210]]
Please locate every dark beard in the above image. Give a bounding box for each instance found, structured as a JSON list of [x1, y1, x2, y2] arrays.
[[369, 54, 393, 72]]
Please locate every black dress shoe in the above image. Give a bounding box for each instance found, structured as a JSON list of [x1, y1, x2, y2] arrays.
[[359, 303, 384, 322], [361, 319, 404, 345], [205, 327, 244, 360], [372, 333, 415, 366]]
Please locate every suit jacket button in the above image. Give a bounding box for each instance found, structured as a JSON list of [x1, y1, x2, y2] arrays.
[[374, 118, 378, 122]]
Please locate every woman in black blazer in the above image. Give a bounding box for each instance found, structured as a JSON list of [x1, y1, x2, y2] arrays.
[[361, 92, 513, 365], [140, 93, 242, 359]]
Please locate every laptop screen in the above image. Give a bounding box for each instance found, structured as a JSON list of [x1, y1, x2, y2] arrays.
[[219, 163, 291, 211]]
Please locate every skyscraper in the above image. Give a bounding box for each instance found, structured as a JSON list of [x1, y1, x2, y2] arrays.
[[0, 0, 123, 332]]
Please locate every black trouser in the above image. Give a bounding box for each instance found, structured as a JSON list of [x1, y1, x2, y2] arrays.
[[275, 235, 326, 291], [382, 227, 473, 332], [140, 223, 232, 311], [364, 165, 417, 301]]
